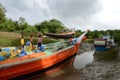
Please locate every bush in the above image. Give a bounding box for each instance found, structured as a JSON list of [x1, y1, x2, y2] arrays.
[[86, 39, 94, 43], [0, 37, 58, 47], [0, 38, 20, 47]]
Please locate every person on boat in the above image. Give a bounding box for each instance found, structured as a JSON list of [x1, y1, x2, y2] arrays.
[[69, 37, 73, 45], [20, 35, 25, 50], [109, 36, 115, 48], [38, 34, 43, 50], [103, 33, 115, 48], [30, 35, 33, 46]]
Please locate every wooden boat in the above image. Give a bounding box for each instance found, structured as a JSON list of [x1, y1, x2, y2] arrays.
[[46, 31, 75, 38], [93, 37, 120, 61], [93, 37, 118, 54], [0, 30, 88, 79]]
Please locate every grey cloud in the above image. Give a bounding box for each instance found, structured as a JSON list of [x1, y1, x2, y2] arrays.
[[0, 0, 33, 13], [0, 0, 109, 31], [9, 0, 31, 11], [46, 0, 102, 19], [0, 0, 50, 24]]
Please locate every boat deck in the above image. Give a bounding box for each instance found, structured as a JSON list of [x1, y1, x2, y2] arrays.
[[0, 40, 74, 68]]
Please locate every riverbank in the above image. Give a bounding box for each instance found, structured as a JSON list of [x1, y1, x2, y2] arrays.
[[78, 43, 120, 80], [80, 59, 120, 80], [52, 43, 120, 80], [54, 59, 120, 80]]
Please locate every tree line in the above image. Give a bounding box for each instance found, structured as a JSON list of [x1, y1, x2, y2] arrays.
[[0, 3, 120, 44], [75, 30, 120, 44], [0, 3, 68, 34]]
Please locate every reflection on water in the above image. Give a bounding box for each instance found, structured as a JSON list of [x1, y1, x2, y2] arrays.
[[73, 51, 94, 69]]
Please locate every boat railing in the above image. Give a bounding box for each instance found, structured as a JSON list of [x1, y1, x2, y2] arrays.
[[43, 38, 77, 46], [42, 38, 77, 52], [43, 40, 68, 46]]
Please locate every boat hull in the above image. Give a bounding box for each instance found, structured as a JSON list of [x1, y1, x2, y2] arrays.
[[0, 44, 79, 79], [14, 52, 76, 79], [46, 33, 74, 39]]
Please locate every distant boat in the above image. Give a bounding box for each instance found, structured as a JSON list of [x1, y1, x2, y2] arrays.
[[46, 31, 75, 39], [0, 30, 88, 79], [94, 36, 117, 54]]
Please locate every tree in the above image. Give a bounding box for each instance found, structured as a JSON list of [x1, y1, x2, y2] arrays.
[[0, 3, 6, 23], [35, 20, 49, 34], [24, 25, 38, 32], [48, 19, 64, 33], [75, 30, 82, 37], [18, 17, 28, 30], [5, 19, 15, 31], [35, 19, 65, 34]]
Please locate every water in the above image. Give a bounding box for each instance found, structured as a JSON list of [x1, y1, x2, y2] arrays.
[[33, 50, 95, 80]]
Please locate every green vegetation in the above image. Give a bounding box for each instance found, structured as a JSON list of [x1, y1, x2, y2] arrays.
[[0, 38, 20, 47], [75, 30, 120, 45], [0, 3, 68, 47], [0, 3, 120, 47], [94, 48, 119, 61], [86, 39, 94, 43], [0, 3, 68, 34], [0, 37, 58, 47]]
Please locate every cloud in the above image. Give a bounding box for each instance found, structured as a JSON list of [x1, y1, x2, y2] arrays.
[[0, 0, 119, 31], [0, 0, 50, 24], [46, 0, 102, 30], [47, 0, 101, 19]]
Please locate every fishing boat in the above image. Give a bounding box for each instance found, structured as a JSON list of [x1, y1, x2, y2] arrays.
[[0, 30, 88, 79], [93, 36, 118, 55], [46, 31, 75, 39], [93, 37, 119, 61]]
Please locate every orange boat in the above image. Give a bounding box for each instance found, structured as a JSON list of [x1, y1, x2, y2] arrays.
[[0, 30, 88, 79]]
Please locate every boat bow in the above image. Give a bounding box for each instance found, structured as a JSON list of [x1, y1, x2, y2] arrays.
[[76, 30, 89, 43]]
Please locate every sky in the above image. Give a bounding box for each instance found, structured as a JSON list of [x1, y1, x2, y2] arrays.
[[0, 0, 120, 31]]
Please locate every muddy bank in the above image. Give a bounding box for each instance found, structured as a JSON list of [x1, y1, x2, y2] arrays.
[[53, 43, 120, 80], [52, 60, 120, 80], [80, 60, 120, 80]]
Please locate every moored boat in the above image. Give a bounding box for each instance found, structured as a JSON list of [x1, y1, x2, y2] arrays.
[[46, 31, 75, 39], [93, 36, 117, 55], [0, 30, 88, 79]]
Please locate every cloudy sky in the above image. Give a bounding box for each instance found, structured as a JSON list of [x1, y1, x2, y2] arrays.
[[0, 0, 120, 31]]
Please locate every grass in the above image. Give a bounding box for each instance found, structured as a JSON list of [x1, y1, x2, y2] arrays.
[[0, 38, 20, 47], [0, 31, 59, 47], [86, 39, 94, 43], [0, 32, 21, 38], [94, 47, 119, 61], [0, 37, 58, 47]]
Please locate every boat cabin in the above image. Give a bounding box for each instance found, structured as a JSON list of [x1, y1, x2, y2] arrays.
[[94, 36, 115, 51]]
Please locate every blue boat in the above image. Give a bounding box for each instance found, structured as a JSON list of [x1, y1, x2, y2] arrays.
[[94, 36, 115, 53]]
